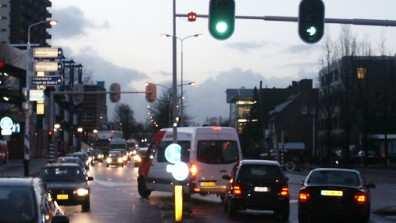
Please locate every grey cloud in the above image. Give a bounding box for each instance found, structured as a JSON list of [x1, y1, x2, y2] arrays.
[[227, 41, 272, 53], [51, 6, 110, 39], [279, 61, 319, 69], [283, 44, 320, 55]]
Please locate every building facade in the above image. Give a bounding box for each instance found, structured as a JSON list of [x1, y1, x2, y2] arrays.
[[318, 56, 396, 163]]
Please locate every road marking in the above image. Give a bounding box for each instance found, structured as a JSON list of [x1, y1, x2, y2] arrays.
[[290, 199, 298, 204], [94, 180, 135, 188]]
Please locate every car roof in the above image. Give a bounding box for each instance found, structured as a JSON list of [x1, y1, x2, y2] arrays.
[[310, 168, 361, 175], [160, 126, 237, 134], [44, 163, 81, 168], [239, 159, 281, 166], [0, 178, 37, 186]]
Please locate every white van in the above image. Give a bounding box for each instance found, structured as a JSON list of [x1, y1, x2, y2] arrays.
[[140, 127, 242, 198]]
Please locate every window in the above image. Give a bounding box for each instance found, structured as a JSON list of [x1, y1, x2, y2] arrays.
[[308, 170, 361, 186], [197, 140, 239, 164], [237, 164, 283, 182], [0, 186, 36, 223], [157, 141, 191, 163]]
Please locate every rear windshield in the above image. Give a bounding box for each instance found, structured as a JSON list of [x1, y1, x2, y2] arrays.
[[197, 140, 239, 164], [41, 166, 85, 182], [0, 186, 36, 223], [237, 164, 283, 182], [157, 141, 191, 163], [307, 170, 361, 186]]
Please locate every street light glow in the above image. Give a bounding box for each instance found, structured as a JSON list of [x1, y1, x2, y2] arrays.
[[48, 19, 58, 27]]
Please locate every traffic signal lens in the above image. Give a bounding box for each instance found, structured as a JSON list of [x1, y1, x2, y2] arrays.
[[306, 26, 317, 36], [216, 21, 228, 34]]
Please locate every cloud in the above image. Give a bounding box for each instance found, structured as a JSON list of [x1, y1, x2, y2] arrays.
[[185, 68, 297, 122], [283, 44, 320, 55], [226, 41, 272, 53], [51, 6, 110, 39]]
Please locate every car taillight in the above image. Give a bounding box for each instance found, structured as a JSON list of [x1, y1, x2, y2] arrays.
[[232, 184, 242, 196], [299, 191, 311, 203], [190, 164, 198, 178], [354, 192, 367, 205], [279, 186, 289, 197]]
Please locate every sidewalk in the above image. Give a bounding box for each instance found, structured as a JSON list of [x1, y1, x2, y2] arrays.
[[0, 159, 48, 177]]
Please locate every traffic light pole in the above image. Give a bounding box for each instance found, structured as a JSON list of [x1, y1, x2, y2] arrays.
[[176, 14, 396, 27], [172, 0, 178, 144]]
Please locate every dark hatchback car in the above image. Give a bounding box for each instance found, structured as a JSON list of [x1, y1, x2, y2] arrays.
[[57, 156, 87, 171], [40, 163, 93, 212], [223, 160, 290, 221], [0, 178, 69, 223], [298, 168, 375, 223]]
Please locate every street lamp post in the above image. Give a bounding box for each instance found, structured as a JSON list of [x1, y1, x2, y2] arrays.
[[24, 19, 57, 176], [164, 34, 201, 126]]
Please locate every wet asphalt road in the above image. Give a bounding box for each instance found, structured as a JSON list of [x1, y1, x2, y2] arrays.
[[59, 162, 395, 223]]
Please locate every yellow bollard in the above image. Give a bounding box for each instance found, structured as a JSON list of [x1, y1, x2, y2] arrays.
[[174, 185, 183, 222]]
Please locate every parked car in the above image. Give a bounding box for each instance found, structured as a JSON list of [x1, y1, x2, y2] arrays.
[[0, 177, 69, 223], [40, 163, 94, 212], [298, 168, 375, 223], [223, 160, 289, 221]]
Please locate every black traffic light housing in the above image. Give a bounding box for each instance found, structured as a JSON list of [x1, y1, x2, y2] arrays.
[[298, 0, 325, 44], [145, 83, 157, 103], [209, 0, 235, 40]]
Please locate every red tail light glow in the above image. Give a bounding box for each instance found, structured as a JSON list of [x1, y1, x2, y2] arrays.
[[232, 185, 242, 196], [354, 192, 367, 204], [190, 164, 198, 177], [299, 191, 311, 203], [279, 186, 289, 197]]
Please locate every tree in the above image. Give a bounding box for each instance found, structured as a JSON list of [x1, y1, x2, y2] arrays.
[[113, 104, 137, 139], [148, 89, 191, 130]]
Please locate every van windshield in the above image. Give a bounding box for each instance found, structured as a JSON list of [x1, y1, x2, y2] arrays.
[[197, 140, 238, 164], [157, 141, 191, 163]]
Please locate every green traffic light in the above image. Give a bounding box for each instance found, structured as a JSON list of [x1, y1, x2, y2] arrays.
[[209, 0, 235, 40], [215, 21, 229, 34], [298, 0, 325, 44]]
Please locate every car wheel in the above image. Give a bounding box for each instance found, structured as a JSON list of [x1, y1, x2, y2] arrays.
[[138, 176, 151, 199], [81, 199, 90, 212], [275, 208, 289, 223], [226, 199, 238, 219]]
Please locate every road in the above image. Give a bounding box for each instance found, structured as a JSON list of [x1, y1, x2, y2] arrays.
[[60, 162, 396, 223]]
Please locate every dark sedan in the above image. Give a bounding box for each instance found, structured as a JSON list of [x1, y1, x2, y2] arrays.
[[298, 168, 375, 223], [40, 163, 94, 212], [223, 160, 289, 221]]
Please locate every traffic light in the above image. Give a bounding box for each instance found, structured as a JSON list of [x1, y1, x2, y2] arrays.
[[187, 11, 197, 22], [209, 0, 235, 40], [298, 0, 325, 44], [145, 83, 157, 103], [110, 83, 121, 103]]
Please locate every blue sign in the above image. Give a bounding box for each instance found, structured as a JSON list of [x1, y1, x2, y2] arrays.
[[32, 75, 62, 86]]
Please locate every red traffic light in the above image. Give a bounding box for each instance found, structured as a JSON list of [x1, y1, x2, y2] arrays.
[[187, 11, 197, 22]]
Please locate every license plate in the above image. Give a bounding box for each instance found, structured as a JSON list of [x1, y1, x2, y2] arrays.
[[254, 187, 269, 192], [200, 182, 216, 187], [56, 194, 69, 200], [321, 190, 343, 197]]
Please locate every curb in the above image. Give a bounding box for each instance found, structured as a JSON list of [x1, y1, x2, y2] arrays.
[[374, 207, 396, 216]]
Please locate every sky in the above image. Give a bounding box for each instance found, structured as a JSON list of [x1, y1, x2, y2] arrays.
[[48, 0, 396, 123]]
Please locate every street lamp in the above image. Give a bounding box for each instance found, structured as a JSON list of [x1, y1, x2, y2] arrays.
[[23, 19, 57, 177], [163, 34, 202, 126]]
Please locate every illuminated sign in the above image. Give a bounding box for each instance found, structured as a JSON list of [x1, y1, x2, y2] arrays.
[[0, 116, 20, 136], [33, 47, 62, 59]]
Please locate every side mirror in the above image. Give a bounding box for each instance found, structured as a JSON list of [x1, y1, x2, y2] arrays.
[[365, 183, 376, 189], [52, 216, 70, 223], [222, 175, 231, 180], [87, 176, 94, 181]]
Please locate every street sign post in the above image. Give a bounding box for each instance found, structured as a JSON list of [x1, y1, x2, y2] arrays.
[[32, 75, 62, 86]]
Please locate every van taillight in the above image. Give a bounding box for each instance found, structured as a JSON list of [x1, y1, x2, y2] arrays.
[[279, 186, 289, 197], [354, 192, 367, 205], [190, 164, 198, 178], [299, 191, 311, 203], [232, 184, 242, 196]]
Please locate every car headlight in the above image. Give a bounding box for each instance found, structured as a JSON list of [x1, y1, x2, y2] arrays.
[[118, 158, 123, 163], [106, 157, 112, 163], [98, 154, 104, 159], [132, 150, 137, 155], [75, 188, 89, 196], [134, 155, 142, 162]]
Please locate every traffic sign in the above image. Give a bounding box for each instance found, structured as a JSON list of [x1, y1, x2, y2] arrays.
[[33, 47, 62, 58], [32, 75, 62, 86], [29, 90, 44, 102], [34, 61, 61, 72]]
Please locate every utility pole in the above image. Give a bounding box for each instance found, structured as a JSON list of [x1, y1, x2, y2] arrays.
[[172, 0, 178, 143]]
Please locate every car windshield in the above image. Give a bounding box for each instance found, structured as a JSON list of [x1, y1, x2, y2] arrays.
[[157, 141, 191, 163], [237, 164, 283, 182], [307, 170, 361, 186], [197, 140, 239, 164], [0, 186, 36, 223], [41, 166, 85, 182]]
